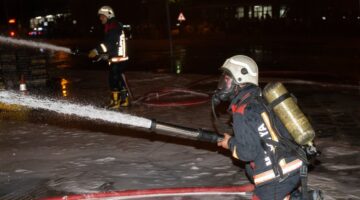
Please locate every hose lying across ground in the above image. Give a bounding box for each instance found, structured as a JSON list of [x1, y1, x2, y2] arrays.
[[41, 184, 254, 200], [133, 88, 211, 107]]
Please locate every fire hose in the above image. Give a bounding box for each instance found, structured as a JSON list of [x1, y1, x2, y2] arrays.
[[41, 185, 254, 200], [150, 119, 223, 143], [133, 88, 210, 107]]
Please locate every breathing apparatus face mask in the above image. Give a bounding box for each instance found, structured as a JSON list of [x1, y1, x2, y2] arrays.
[[211, 72, 238, 135], [212, 72, 237, 106]]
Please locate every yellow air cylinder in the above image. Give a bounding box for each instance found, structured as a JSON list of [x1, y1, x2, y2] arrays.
[[263, 82, 315, 146]]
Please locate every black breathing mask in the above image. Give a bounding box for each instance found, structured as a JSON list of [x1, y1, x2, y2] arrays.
[[212, 72, 238, 105], [211, 72, 238, 135]]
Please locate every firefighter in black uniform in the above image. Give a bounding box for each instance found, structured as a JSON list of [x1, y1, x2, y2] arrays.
[[215, 55, 323, 200], [89, 6, 129, 109]]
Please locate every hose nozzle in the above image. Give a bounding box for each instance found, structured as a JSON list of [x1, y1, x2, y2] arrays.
[[150, 120, 223, 143]]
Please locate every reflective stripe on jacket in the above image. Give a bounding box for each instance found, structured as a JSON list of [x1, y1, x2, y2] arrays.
[[97, 18, 128, 62]]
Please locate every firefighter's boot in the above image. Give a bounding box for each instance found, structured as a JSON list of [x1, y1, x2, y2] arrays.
[[120, 90, 130, 107], [106, 91, 121, 109]]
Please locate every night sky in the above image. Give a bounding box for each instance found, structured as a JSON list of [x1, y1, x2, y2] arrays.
[[1, 0, 359, 37], [1, 0, 69, 23], [0, 0, 149, 25]]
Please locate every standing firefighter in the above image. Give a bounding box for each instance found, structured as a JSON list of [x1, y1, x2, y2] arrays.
[[215, 55, 323, 200], [88, 6, 130, 109]]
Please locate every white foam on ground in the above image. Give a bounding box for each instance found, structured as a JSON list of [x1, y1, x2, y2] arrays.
[[0, 35, 71, 53], [308, 174, 360, 200], [324, 164, 360, 171], [0, 91, 152, 129], [322, 146, 359, 158]]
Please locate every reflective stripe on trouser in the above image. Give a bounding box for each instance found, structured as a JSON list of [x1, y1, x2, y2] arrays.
[[253, 172, 301, 200], [110, 56, 129, 63], [253, 159, 303, 186]]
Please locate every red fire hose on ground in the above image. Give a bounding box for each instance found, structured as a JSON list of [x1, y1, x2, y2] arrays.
[[133, 88, 211, 107], [41, 184, 254, 200], [124, 74, 218, 107]]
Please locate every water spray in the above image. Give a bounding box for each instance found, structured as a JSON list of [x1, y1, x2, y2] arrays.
[[0, 91, 222, 143], [0, 35, 72, 54]]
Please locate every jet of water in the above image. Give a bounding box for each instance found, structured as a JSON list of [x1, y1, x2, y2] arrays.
[[0, 35, 72, 54], [0, 91, 152, 129]]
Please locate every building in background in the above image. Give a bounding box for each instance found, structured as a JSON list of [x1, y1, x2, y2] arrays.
[[1, 0, 359, 39], [28, 13, 76, 37], [160, 0, 360, 36]]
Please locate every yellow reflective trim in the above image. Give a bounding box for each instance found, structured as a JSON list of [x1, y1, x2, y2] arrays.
[[261, 112, 279, 142], [232, 146, 239, 159], [261, 112, 286, 166], [100, 43, 107, 53]]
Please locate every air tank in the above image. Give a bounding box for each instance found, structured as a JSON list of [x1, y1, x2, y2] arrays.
[[263, 82, 315, 146]]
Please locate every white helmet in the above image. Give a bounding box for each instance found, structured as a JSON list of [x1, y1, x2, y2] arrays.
[[221, 55, 259, 86], [98, 6, 115, 19]]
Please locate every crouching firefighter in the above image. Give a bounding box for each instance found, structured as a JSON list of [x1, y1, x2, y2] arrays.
[[215, 55, 323, 200], [88, 5, 130, 109]]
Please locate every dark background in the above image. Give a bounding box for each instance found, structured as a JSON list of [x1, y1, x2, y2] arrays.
[[0, 0, 359, 83], [1, 0, 360, 37]]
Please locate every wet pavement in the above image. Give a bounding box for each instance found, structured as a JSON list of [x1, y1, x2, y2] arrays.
[[49, 36, 360, 83], [0, 68, 359, 199], [0, 35, 360, 199]]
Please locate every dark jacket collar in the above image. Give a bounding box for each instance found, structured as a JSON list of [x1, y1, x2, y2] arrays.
[[230, 84, 261, 107], [104, 18, 119, 33]]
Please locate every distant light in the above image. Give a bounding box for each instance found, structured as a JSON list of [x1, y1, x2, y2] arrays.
[[176, 23, 180, 27], [178, 12, 186, 22], [61, 78, 69, 85], [35, 16, 42, 19], [342, 16, 346, 20], [44, 22, 48, 26], [28, 31, 37, 36], [176, 66, 181, 74], [61, 78, 69, 97], [8, 18, 16, 24], [357, 16, 360, 20], [38, 27, 43, 31], [175, 60, 182, 74], [322, 16, 326, 21], [72, 20, 77, 25], [10, 31, 16, 37]]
